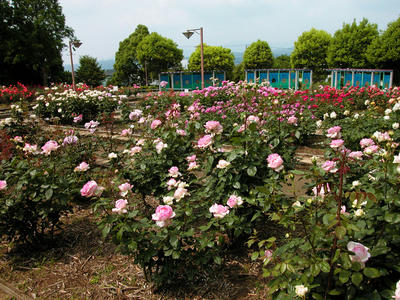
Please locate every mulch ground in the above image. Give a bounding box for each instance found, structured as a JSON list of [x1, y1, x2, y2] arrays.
[[0, 203, 271, 300]]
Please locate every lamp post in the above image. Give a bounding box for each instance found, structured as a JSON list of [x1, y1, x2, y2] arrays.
[[183, 27, 204, 89], [69, 40, 82, 91]]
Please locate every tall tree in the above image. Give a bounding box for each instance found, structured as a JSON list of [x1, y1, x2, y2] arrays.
[[136, 32, 183, 81], [110, 24, 149, 86], [366, 17, 400, 83], [188, 44, 234, 72], [327, 18, 378, 68], [291, 28, 332, 80], [274, 55, 291, 69], [242, 40, 274, 69], [75, 55, 106, 87], [0, 0, 73, 85]]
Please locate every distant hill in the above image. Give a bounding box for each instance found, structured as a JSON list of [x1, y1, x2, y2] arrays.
[[64, 48, 293, 71]]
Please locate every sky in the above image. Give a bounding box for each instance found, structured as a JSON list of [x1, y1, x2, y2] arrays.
[[59, 0, 400, 65]]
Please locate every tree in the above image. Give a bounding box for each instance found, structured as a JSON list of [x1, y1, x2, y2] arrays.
[[0, 0, 73, 85], [291, 28, 332, 81], [242, 40, 274, 69], [232, 62, 245, 82], [75, 55, 106, 87], [327, 18, 378, 68], [136, 32, 183, 81], [110, 24, 149, 86], [274, 55, 291, 69], [366, 17, 400, 83], [188, 44, 235, 72]]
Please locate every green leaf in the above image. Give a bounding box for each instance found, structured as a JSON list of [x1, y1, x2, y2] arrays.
[[335, 226, 347, 239], [170, 235, 178, 248], [247, 166, 257, 176], [214, 256, 222, 265], [312, 293, 324, 300], [251, 251, 259, 261], [295, 130, 301, 139], [363, 267, 381, 278], [233, 181, 241, 189], [339, 270, 350, 283], [172, 251, 180, 259], [328, 289, 342, 296], [320, 261, 330, 273], [45, 189, 53, 200], [351, 272, 363, 286], [311, 264, 320, 276]]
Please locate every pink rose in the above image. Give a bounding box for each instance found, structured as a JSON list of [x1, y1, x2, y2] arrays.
[[197, 135, 213, 149], [267, 153, 284, 172], [174, 187, 189, 201], [23, 143, 38, 154], [247, 115, 260, 124], [80, 180, 103, 197], [186, 155, 197, 162], [393, 280, 400, 300], [152, 205, 175, 227], [287, 116, 298, 125], [176, 129, 186, 136], [74, 162, 90, 172], [168, 166, 181, 178], [360, 138, 375, 148], [264, 249, 273, 263], [129, 109, 142, 120], [204, 120, 223, 135], [112, 199, 128, 214], [63, 135, 78, 145], [340, 205, 350, 216], [129, 146, 142, 155], [167, 178, 178, 190], [187, 161, 198, 171], [0, 180, 6, 190], [150, 119, 162, 129], [347, 241, 371, 267], [330, 139, 344, 149], [73, 114, 83, 123], [121, 128, 132, 136], [348, 151, 363, 160], [364, 145, 379, 155], [321, 161, 338, 173], [41, 140, 60, 155], [209, 204, 230, 218], [326, 126, 341, 138], [227, 195, 243, 208], [118, 182, 133, 197]]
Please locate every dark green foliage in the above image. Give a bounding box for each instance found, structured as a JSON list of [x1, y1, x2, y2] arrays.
[[188, 44, 235, 72], [75, 55, 106, 87], [0, 0, 73, 85], [242, 40, 274, 69]]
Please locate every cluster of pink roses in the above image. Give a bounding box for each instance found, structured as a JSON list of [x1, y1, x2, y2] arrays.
[[186, 155, 199, 171], [209, 194, 244, 219]]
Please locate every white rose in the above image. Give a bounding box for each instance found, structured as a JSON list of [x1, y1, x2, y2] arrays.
[[330, 112, 337, 119], [108, 152, 118, 159], [393, 123, 399, 130], [355, 209, 365, 217], [295, 285, 308, 297]]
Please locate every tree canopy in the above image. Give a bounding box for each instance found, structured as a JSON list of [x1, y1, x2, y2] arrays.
[[110, 24, 149, 86], [188, 44, 235, 72], [291, 28, 331, 72], [0, 0, 73, 85], [366, 16, 400, 82], [327, 18, 378, 68], [75, 55, 106, 87], [136, 32, 183, 80], [242, 40, 274, 69], [273, 55, 291, 69]]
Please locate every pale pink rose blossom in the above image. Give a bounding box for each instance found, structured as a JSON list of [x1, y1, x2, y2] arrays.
[[73, 114, 83, 123], [188, 161, 198, 171], [373, 131, 391, 142], [150, 119, 162, 129], [267, 153, 284, 172], [23, 143, 38, 154], [13, 136, 23, 143], [174, 187, 189, 201], [152, 205, 175, 227], [364, 145, 379, 155], [168, 166, 181, 178], [349, 151, 363, 160], [176, 129, 186, 136], [393, 154, 400, 164], [287, 116, 298, 125], [209, 204, 230, 218], [330, 139, 344, 149], [121, 128, 132, 136], [347, 241, 371, 267], [81, 180, 103, 197], [155, 140, 167, 154], [0, 180, 6, 190], [118, 182, 133, 197], [63, 135, 78, 145], [216, 159, 230, 169], [129, 146, 142, 156], [129, 109, 143, 120], [360, 138, 375, 148], [197, 135, 213, 149], [340, 205, 350, 216], [74, 162, 90, 172], [247, 115, 260, 124], [186, 155, 197, 162], [41, 140, 60, 155], [136, 139, 146, 146], [263, 249, 273, 263], [227, 195, 243, 208], [204, 120, 223, 135], [326, 126, 341, 138], [112, 199, 128, 214], [166, 178, 178, 190], [321, 161, 338, 173]]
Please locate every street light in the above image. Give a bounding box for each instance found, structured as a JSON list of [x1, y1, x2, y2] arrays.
[[69, 39, 82, 91], [183, 27, 204, 89]]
